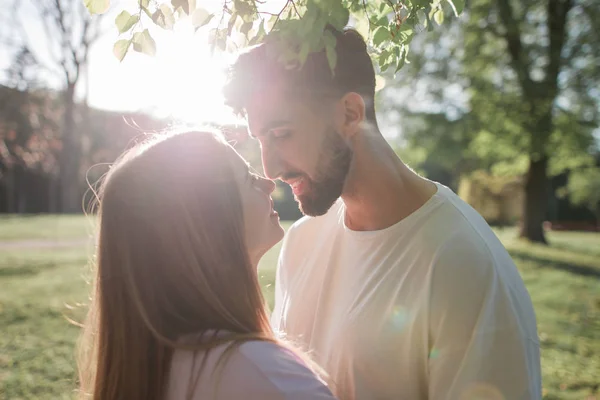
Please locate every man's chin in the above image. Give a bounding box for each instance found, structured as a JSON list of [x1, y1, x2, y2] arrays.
[[296, 194, 339, 217]]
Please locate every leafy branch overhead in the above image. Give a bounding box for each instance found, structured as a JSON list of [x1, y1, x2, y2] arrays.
[[85, 0, 464, 72]]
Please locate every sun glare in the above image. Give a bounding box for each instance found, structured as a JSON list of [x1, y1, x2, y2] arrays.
[[150, 26, 237, 125], [88, 8, 241, 126]]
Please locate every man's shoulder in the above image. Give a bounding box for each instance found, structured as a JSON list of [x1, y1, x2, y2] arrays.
[[420, 183, 509, 260]]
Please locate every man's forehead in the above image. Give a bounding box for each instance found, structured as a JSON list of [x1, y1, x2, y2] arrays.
[[247, 85, 290, 114], [246, 87, 296, 133]]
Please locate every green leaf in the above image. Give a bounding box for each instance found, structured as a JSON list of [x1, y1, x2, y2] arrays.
[[373, 26, 390, 46], [379, 2, 388, 13], [83, 0, 110, 14], [113, 39, 131, 61], [330, 6, 350, 30], [298, 41, 311, 66], [325, 42, 337, 72], [378, 49, 391, 67], [248, 20, 266, 45], [395, 58, 406, 73], [171, 0, 190, 15], [234, 0, 254, 18], [228, 12, 238, 35], [416, 9, 428, 28], [192, 8, 213, 28], [424, 7, 434, 32], [395, 44, 409, 72], [188, 0, 196, 14], [377, 14, 389, 26], [240, 21, 253, 36], [115, 11, 133, 34], [139, 0, 149, 9], [433, 9, 444, 25], [132, 29, 156, 56], [323, 30, 336, 48], [153, 5, 175, 30], [446, 0, 465, 16]]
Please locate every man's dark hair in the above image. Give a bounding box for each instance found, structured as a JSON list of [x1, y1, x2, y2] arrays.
[[223, 26, 377, 122]]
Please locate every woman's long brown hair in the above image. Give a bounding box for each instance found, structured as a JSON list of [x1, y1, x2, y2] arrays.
[[77, 131, 278, 400]]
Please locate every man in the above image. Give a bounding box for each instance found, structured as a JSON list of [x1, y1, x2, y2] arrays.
[[224, 26, 541, 400]]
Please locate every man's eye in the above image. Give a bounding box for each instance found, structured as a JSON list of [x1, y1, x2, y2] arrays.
[[271, 129, 292, 139]]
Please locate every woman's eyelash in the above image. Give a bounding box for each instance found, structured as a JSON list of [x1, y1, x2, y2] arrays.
[[249, 172, 260, 182]]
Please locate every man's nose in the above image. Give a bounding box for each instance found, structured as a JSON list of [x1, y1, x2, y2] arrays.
[[261, 145, 282, 181]]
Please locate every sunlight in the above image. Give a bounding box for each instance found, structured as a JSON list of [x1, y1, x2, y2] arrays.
[[85, 0, 294, 125], [151, 26, 235, 125], [87, 5, 241, 126]]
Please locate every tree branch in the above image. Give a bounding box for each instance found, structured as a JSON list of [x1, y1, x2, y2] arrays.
[[495, 0, 534, 96], [546, 0, 573, 89], [53, 0, 80, 83], [11, 1, 63, 81]]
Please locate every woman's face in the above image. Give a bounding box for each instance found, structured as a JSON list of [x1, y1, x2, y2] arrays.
[[228, 148, 285, 265]]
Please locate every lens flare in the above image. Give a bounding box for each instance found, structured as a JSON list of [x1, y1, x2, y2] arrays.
[[429, 348, 440, 359], [390, 306, 410, 331]]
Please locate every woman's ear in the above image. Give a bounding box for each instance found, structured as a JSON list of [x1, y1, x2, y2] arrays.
[[335, 92, 366, 139]]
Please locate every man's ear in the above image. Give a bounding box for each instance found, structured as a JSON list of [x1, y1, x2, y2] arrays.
[[335, 92, 366, 139]]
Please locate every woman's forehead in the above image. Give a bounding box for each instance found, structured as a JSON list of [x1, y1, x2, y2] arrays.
[[227, 148, 250, 176]]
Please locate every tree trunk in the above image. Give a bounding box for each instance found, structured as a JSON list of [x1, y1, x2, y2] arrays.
[[5, 168, 15, 213], [59, 83, 80, 213], [519, 156, 549, 243], [48, 175, 58, 213]]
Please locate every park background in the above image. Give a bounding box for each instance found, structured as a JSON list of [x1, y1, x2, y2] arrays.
[[0, 0, 599, 399]]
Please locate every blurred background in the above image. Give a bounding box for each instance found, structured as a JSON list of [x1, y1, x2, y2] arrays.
[[0, 0, 599, 399]]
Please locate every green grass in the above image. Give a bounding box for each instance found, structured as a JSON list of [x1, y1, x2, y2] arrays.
[[1, 219, 599, 399], [0, 215, 95, 242]]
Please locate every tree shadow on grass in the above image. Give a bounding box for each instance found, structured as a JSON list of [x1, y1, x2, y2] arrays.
[[0, 263, 57, 278], [509, 249, 600, 279]]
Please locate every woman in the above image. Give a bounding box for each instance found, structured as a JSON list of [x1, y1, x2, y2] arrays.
[[77, 130, 336, 400]]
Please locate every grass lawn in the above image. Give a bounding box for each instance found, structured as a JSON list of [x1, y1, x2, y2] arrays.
[[1, 217, 599, 399], [0, 215, 95, 242]]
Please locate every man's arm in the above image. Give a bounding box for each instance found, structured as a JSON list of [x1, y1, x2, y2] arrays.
[[427, 234, 541, 400]]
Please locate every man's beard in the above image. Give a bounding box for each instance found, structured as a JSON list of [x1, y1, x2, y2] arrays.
[[295, 129, 352, 217]]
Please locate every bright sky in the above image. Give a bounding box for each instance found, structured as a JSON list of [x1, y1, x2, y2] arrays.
[[87, 0, 242, 125], [1, 0, 286, 126], [1, 0, 401, 132]]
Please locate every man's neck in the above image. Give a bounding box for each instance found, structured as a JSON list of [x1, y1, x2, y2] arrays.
[[341, 133, 437, 232]]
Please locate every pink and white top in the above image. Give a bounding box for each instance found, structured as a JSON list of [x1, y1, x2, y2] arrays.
[[166, 339, 337, 399]]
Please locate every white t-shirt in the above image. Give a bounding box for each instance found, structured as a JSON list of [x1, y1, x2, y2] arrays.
[[271, 182, 541, 400], [167, 340, 337, 399]]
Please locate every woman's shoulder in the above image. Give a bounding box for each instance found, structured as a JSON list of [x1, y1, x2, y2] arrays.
[[225, 340, 335, 397], [168, 340, 336, 400], [237, 341, 321, 380]]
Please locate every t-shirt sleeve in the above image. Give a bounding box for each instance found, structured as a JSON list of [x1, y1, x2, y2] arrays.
[[271, 222, 298, 331], [427, 234, 541, 400], [212, 341, 338, 400]]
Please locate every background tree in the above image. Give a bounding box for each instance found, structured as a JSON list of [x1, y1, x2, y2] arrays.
[[384, 0, 599, 243], [11, 0, 106, 212], [561, 159, 600, 225], [0, 46, 63, 213]]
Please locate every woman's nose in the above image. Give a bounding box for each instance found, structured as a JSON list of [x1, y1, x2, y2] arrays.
[[260, 177, 276, 194]]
